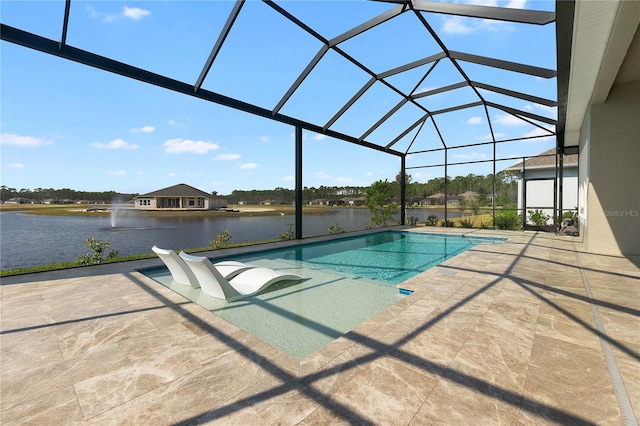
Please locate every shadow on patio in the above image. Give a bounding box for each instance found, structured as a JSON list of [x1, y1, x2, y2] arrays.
[[1, 229, 638, 424]]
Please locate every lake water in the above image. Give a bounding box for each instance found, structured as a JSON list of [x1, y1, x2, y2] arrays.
[[0, 208, 462, 270]]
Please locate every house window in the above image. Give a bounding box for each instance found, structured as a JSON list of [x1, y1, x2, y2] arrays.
[[189, 198, 195, 206]]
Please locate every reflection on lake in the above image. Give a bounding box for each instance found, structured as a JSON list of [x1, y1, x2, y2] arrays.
[[0, 208, 461, 270]]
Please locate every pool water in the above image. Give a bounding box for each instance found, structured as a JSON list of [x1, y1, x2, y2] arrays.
[[142, 231, 504, 359], [260, 231, 502, 284]]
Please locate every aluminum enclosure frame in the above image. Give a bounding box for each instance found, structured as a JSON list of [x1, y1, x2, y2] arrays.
[[0, 0, 568, 234]]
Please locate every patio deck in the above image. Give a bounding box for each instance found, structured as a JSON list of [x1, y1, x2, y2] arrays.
[[1, 228, 638, 425]]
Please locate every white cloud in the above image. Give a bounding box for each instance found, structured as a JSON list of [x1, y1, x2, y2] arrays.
[[108, 170, 126, 176], [414, 172, 432, 179], [313, 134, 328, 141], [469, 0, 499, 6], [86, 5, 99, 19], [464, 0, 526, 7], [168, 172, 177, 177], [452, 152, 488, 160], [137, 171, 143, 175], [506, 0, 527, 9], [441, 0, 525, 35], [131, 125, 155, 133], [163, 138, 219, 154], [523, 125, 555, 140], [467, 116, 483, 125], [91, 138, 138, 150], [442, 17, 475, 34], [168, 119, 177, 126], [494, 113, 527, 126], [315, 172, 332, 179], [283, 176, 295, 182], [1, 133, 53, 147], [123, 6, 150, 20], [8, 162, 24, 168], [365, 172, 373, 176], [215, 153, 241, 161], [527, 103, 558, 119], [335, 177, 353, 183], [86, 5, 114, 22], [258, 136, 270, 142], [87, 5, 150, 22], [240, 163, 258, 170], [476, 132, 506, 140]]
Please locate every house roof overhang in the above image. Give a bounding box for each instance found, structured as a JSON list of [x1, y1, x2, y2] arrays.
[[559, 0, 640, 151]]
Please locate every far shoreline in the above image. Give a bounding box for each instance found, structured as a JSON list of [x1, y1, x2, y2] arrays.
[[0, 204, 349, 218], [0, 203, 466, 218]]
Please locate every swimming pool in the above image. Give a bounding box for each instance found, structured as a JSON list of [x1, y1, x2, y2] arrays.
[[142, 231, 505, 359]]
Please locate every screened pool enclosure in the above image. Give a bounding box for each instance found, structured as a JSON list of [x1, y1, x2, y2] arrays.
[[1, 0, 576, 235]]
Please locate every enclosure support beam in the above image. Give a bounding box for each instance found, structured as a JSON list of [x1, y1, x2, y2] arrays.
[[522, 158, 527, 230], [492, 142, 497, 230], [400, 156, 406, 226], [558, 150, 564, 229], [60, 0, 71, 52], [295, 126, 303, 240], [444, 148, 448, 226], [412, 0, 555, 25], [195, 0, 244, 92]]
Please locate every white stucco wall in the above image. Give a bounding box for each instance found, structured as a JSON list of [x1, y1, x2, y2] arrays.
[[580, 79, 640, 256]]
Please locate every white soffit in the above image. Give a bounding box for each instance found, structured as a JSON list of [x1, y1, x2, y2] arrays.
[[591, 1, 640, 101], [564, 1, 640, 147]]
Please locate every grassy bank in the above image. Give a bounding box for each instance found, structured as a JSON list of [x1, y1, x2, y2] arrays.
[[0, 239, 280, 277]]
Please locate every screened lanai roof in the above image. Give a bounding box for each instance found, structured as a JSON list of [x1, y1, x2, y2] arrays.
[[0, 0, 564, 166]]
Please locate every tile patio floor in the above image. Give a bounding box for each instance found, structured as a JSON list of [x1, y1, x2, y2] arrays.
[[1, 228, 638, 425]]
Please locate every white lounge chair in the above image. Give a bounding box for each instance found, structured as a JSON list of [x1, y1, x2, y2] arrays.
[[179, 251, 302, 301], [151, 246, 255, 288]]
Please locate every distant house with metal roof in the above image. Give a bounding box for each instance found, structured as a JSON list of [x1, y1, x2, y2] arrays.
[[134, 184, 227, 210], [425, 192, 445, 206], [458, 190, 479, 200], [341, 196, 365, 206]]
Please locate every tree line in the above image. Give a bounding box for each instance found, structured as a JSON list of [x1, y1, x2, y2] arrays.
[[0, 186, 137, 203], [1, 170, 518, 206], [223, 171, 518, 206]]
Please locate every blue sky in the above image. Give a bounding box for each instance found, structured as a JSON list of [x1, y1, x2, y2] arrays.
[[1, 0, 557, 195]]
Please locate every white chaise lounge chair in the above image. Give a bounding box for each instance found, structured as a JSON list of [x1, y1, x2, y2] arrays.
[[151, 246, 255, 287], [179, 251, 302, 301]]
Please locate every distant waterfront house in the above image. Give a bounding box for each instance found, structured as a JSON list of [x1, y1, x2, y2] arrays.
[[458, 190, 479, 201], [446, 195, 463, 206], [426, 192, 445, 205], [411, 196, 427, 206], [4, 197, 32, 204], [341, 197, 365, 206], [507, 149, 579, 224], [134, 184, 227, 211]]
